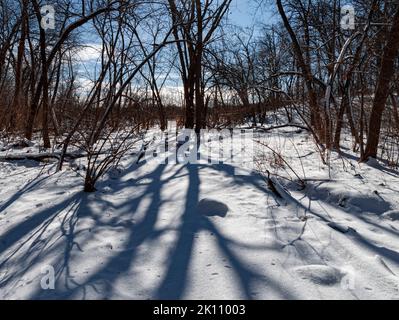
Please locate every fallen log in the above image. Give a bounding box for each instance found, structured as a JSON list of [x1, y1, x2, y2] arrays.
[[0, 152, 83, 162], [0, 150, 139, 163], [245, 124, 310, 132]]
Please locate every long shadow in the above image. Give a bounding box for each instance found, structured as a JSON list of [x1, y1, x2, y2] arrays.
[[156, 163, 296, 300], [205, 219, 295, 299], [0, 158, 146, 296], [156, 164, 200, 299], [1, 153, 173, 298], [32, 163, 170, 299], [0, 161, 155, 292], [0, 194, 81, 292], [282, 180, 399, 270], [5, 158, 365, 300], [0, 169, 53, 214], [0, 193, 82, 260], [28, 161, 297, 300], [297, 181, 399, 238], [55, 197, 87, 294], [349, 230, 399, 265], [339, 150, 399, 178]]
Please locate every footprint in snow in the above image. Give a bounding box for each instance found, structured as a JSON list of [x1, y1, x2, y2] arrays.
[[293, 265, 344, 286]]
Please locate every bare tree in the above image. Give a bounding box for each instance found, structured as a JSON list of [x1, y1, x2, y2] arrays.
[[167, 0, 232, 132], [362, 5, 399, 160]]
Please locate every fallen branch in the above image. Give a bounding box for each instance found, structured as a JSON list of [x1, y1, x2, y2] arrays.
[[0, 150, 120, 162], [0, 152, 75, 162], [243, 124, 310, 132]]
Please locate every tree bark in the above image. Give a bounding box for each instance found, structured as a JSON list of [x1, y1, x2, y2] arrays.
[[391, 93, 399, 133], [276, 0, 323, 140], [9, 0, 28, 130], [194, 0, 204, 133], [362, 6, 399, 160]]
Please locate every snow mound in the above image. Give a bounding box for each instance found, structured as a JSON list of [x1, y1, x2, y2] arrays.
[[381, 210, 399, 221], [294, 265, 344, 286], [348, 194, 391, 215], [328, 222, 354, 234], [197, 198, 229, 217]]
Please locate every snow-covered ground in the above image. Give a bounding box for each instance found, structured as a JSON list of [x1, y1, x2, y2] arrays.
[[1, 128, 399, 300]]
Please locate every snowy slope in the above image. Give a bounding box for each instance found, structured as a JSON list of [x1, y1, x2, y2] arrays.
[[1, 129, 399, 300]]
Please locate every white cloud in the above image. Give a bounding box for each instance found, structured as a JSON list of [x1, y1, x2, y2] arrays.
[[75, 43, 102, 62]]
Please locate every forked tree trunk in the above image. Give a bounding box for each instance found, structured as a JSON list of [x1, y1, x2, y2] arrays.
[[84, 174, 97, 193]]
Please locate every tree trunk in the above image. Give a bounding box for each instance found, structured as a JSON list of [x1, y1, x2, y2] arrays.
[[362, 7, 399, 160], [10, 0, 28, 130], [194, 0, 204, 133], [36, 4, 51, 148], [84, 174, 97, 192], [391, 94, 399, 132], [276, 0, 323, 141]]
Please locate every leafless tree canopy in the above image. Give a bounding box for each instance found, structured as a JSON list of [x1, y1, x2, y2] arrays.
[[1, 0, 399, 190]]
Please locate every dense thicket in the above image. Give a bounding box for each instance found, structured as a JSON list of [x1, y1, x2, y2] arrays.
[[1, 0, 398, 178]]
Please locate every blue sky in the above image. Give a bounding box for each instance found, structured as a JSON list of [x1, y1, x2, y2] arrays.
[[74, 0, 276, 94], [229, 0, 274, 28], [77, 0, 275, 48]]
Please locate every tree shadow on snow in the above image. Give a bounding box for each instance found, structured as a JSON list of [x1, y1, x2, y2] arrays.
[[3, 160, 300, 299], [283, 179, 399, 268], [155, 163, 296, 300]]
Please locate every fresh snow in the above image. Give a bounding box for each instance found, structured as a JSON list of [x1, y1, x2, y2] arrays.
[[1, 128, 399, 300]]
